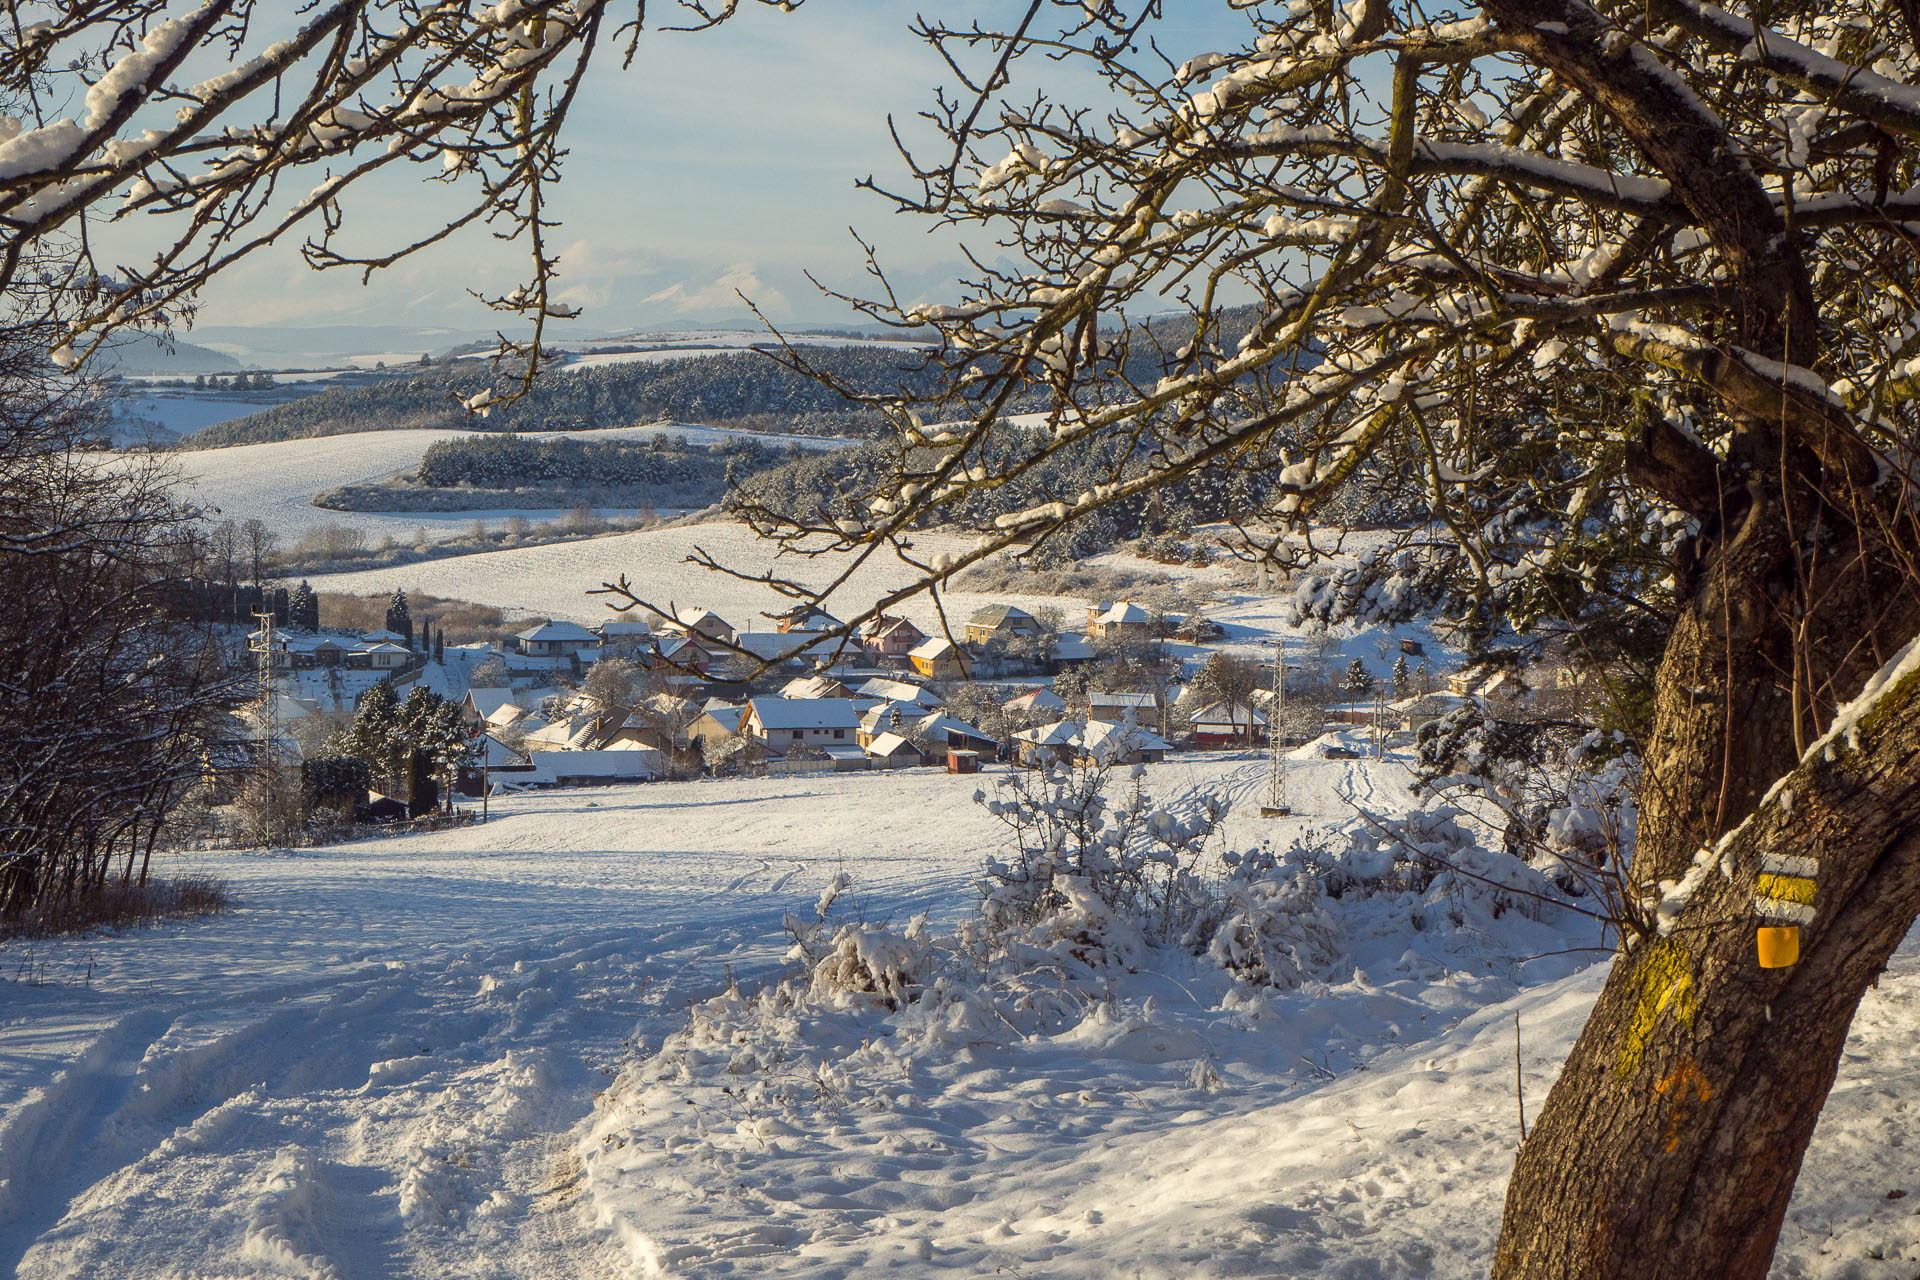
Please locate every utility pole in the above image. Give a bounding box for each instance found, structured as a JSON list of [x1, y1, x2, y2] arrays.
[[1260, 637, 1291, 817], [248, 609, 278, 846]]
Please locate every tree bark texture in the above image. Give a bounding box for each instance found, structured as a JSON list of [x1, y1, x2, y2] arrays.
[[1494, 648, 1920, 1276]]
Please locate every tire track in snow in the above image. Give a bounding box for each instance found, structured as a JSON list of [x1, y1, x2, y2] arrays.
[[3, 921, 793, 1279], [0, 1007, 177, 1274]]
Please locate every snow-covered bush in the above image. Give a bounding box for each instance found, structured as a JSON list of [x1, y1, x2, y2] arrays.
[[973, 760, 1227, 954], [784, 873, 938, 1011], [1414, 703, 1640, 914], [1206, 862, 1346, 989]]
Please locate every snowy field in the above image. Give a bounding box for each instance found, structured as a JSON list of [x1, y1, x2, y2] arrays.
[[311, 520, 1083, 635], [2, 752, 1913, 1278], [149, 424, 850, 548]]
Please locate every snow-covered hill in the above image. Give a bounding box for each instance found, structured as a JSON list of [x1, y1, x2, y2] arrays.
[[310, 519, 1078, 634], [1, 755, 1913, 1278]]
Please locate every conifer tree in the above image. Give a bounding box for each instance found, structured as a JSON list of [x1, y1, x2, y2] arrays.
[[1342, 658, 1375, 697]]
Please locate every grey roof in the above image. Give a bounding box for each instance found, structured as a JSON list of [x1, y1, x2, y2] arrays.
[[968, 603, 1035, 626], [516, 620, 597, 643]]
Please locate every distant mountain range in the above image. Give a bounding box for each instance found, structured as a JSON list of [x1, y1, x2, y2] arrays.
[[99, 332, 246, 374]]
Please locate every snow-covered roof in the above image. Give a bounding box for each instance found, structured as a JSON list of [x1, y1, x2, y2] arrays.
[[477, 734, 531, 768], [1189, 700, 1271, 728], [1005, 687, 1067, 713], [516, 620, 597, 643], [867, 615, 923, 639], [1079, 719, 1172, 760], [1013, 719, 1082, 747], [908, 636, 958, 659], [747, 697, 860, 732], [523, 749, 657, 780], [771, 603, 842, 627], [656, 633, 707, 658], [598, 619, 653, 637], [1093, 600, 1152, 625], [695, 704, 746, 734], [1052, 633, 1095, 661], [363, 641, 411, 655], [865, 732, 921, 758], [1090, 690, 1157, 710], [780, 675, 848, 700], [465, 688, 519, 719], [855, 678, 941, 708]]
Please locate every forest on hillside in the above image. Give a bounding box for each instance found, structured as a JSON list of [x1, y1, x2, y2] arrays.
[[182, 346, 928, 447]]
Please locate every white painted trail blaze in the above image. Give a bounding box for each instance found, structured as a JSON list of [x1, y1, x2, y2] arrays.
[[0, 761, 1913, 1277]]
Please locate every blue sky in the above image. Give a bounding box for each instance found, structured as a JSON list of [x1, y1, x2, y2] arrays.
[[101, 3, 1251, 337]]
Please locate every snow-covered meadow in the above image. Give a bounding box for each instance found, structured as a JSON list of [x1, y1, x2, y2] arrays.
[[149, 423, 850, 550], [2, 752, 1914, 1278], [311, 520, 1086, 636]]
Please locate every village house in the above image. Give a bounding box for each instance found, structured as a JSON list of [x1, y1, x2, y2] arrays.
[[857, 702, 915, 747], [1079, 719, 1171, 765], [662, 608, 736, 646], [595, 618, 653, 650], [1010, 719, 1082, 768], [1086, 600, 1154, 642], [521, 710, 615, 752], [1051, 633, 1096, 667], [910, 711, 998, 761], [1186, 700, 1270, 747], [686, 701, 746, 750], [855, 677, 942, 711], [780, 674, 853, 701], [862, 615, 926, 663], [515, 620, 600, 659], [864, 732, 926, 770], [461, 687, 519, 727], [964, 603, 1041, 646], [1004, 687, 1067, 718], [908, 636, 971, 681], [518, 749, 658, 788], [741, 697, 861, 754], [771, 603, 843, 633], [654, 633, 713, 675], [1087, 690, 1159, 723]]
